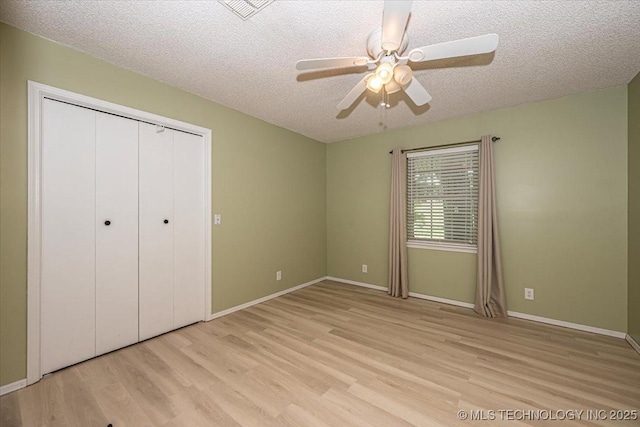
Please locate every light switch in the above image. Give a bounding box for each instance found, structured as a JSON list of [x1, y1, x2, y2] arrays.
[[214, 214, 221, 225]]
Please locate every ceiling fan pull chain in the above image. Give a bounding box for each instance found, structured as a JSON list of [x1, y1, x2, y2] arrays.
[[381, 89, 388, 131]]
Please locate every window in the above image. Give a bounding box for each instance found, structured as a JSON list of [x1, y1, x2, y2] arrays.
[[406, 144, 479, 252]]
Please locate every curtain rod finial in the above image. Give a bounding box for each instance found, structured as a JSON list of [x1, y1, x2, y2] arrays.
[[492, 136, 500, 142]]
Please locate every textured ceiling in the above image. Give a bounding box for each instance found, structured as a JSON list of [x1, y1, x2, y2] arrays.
[[1, 1, 639, 143]]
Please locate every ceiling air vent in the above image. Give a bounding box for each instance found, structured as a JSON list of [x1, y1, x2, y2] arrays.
[[218, 0, 274, 20]]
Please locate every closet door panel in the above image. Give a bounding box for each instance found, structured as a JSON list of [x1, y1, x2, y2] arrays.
[[41, 99, 96, 374], [139, 123, 174, 341], [95, 113, 139, 355], [173, 132, 205, 328]]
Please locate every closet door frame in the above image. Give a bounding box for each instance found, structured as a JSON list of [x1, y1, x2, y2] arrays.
[[27, 81, 212, 385]]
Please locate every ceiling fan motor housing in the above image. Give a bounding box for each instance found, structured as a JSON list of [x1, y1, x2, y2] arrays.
[[366, 27, 409, 58]]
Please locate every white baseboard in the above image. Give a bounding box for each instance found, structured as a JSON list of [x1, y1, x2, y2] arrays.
[[207, 277, 327, 321], [326, 277, 475, 310], [325, 276, 387, 292], [409, 291, 475, 309], [0, 379, 27, 396], [506, 310, 626, 338], [626, 334, 640, 355], [327, 276, 626, 339]]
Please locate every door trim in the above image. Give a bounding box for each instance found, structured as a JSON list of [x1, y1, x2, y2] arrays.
[[27, 81, 213, 385]]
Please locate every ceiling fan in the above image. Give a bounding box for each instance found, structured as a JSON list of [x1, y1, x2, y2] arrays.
[[296, 0, 499, 110]]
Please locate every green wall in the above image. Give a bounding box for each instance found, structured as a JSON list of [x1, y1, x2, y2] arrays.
[[328, 86, 628, 333], [629, 72, 640, 344], [0, 23, 327, 387]]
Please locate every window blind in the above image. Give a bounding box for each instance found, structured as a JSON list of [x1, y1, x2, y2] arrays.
[[406, 144, 479, 247]]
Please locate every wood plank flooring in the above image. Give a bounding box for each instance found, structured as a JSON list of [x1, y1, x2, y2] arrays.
[[1, 280, 639, 426]]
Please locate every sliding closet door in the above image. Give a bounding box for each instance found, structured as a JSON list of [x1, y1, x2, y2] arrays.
[[41, 99, 96, 374], [95, 113, 139, 355], [173, 132, 205, 328], [139, 123, 174, 341]]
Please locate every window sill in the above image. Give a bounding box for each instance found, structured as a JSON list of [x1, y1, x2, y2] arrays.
[[406, 241, 477, 254]]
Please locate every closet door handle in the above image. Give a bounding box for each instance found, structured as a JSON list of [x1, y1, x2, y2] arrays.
[[164, 219, 169, 224], [104, 220, 111, 226]]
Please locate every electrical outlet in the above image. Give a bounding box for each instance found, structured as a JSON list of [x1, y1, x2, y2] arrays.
[[524, 288, 534, 300], [214, 214, 221, 225], [276, 271, 281, 281], [362, 264, 368, 273]]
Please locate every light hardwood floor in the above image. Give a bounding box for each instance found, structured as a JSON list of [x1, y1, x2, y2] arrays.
[[1, 280, 639, 426]]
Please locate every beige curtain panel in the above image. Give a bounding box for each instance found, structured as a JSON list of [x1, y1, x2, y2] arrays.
[[388, 148, 408, 298], [474, 135, 508, 317]]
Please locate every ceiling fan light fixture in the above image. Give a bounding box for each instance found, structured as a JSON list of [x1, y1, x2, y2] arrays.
[[366, 75, 384, 93], [393, 65, 413, 86], [385, 78, 402, 94], [375, 63, 394, 84]]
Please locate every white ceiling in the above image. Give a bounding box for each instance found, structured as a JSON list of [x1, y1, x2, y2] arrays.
[[1, 1, 639, 143]]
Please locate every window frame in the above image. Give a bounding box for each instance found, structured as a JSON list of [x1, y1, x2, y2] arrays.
[[405, 144, 479, 254]]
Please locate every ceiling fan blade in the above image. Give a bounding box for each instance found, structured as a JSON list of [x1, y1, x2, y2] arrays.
[[296, 57, 370, 71], [403, 78, 432, 106], [408, 33, 499, 62], [381, 0, 412, 52], [337, 75, 369, 110]]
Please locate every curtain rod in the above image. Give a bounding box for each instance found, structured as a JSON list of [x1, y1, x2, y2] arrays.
[[389, 136, 500, 154]]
